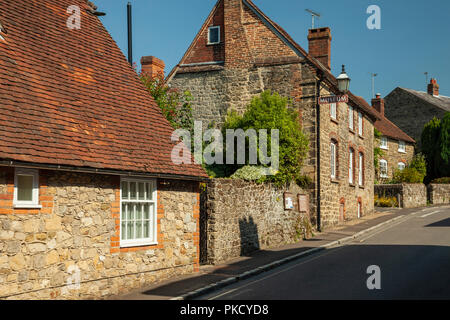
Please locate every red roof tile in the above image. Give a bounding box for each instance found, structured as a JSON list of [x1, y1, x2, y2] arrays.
[[0, 0, 207, 179]]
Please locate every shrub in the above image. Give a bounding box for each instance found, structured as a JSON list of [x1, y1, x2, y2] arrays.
[[374, 195, 399, 207], [221, 91, 309, 187], [230, 165, 275, 181], [391, 154, 426, 183], [431, 177, 450, 184]]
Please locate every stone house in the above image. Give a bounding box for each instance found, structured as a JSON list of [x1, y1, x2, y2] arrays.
[[0, 0, 207, 299], [163, 0, 381, 228], [384, 79, 450, 147], [357, 96, 415, 182]]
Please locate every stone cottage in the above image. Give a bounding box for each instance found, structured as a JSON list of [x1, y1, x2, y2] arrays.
[[163, 0, 381, 228], [357, 96, 415, 182], [384, 79, 450, 147], [0, 0, 207, 299]]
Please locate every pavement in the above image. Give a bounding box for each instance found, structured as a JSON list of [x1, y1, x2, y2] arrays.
[[109, 205, 443, 300]]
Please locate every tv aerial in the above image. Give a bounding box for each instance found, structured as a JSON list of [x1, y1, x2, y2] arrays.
[[305, 9, 321, 29]]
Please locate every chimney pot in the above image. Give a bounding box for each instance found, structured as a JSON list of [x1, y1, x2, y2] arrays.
[[372, 95, 385, 116], [427, 78, 439, 96], [140, 56, 165, 78], [307, 27, 332, 70]]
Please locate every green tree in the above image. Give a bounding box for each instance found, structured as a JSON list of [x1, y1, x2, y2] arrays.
[[391, 154, 426, 184], [139, 71, 194, 135], [219, 91, 309, 186], [421, 113, 450, 182]]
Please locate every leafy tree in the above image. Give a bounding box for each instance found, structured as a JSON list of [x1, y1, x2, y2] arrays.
[[139, 70, 194, 135], [219, 91, 310, 186], [421, 113, 450, 182], [391, 154, 426, 184]]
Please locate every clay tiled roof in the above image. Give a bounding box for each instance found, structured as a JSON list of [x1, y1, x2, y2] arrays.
[[0, 0, 207, 179], [356, 97, 415, 144]]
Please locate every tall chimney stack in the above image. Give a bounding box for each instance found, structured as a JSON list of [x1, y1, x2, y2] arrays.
[[427, 78, 439, 96], [372, 93, 385, 116], [308, 27, 332, 70], [141, 56, 165, 78]]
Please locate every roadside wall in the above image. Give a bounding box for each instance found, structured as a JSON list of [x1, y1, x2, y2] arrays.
[[375, 184, 427, 208], [428, 184, 450, 205], [202, 179, 311, 265]]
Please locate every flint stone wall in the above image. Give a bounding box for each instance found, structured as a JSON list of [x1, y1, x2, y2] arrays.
[[203, 179, 310, 265], [0, 167, 199, 300], [428, 184, 450, 205], [375, 184, 427, 208]]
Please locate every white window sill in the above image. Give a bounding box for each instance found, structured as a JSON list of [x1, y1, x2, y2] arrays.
[[398, 150, 406, 153], [120, 240, 158, 248], [380, 175, 388, 179], [13, 204, 42, 209], [380, 146, 388, 150]]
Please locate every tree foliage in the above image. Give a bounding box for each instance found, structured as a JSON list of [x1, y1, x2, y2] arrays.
[[421, 113, 450, 182], [219, 91, 310, 186], [391, 153, 427, 184]]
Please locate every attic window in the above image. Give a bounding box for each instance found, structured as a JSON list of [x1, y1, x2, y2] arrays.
[[208, 26, 220, 45]]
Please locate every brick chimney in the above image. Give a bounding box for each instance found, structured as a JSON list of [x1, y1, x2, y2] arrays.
[[372, 93, 385, 116], [141, 56, 165, 78], [427, 78, 439, 96], [308, 27, 332, 70]]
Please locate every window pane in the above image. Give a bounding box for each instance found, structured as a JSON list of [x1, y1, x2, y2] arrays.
[[121, 221, 127, 240], [143, 221, 150, 238], [136, 221, 142, 239], [129, 182, 136, 200], [121, 203, 127, 220], [17, 175, 33, 201], [127, 204, 134, 220], [136, 204, 142, 220], [209, 27, 219, 43], [127, 221, 133, 240], [146, 183, 153, 200], [138, 182, 145, 200], [143, 203, 150, 219], [121, 181, 129, 200]]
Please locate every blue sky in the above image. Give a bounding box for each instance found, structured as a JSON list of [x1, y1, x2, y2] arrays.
[[94, 0, 450, 103]]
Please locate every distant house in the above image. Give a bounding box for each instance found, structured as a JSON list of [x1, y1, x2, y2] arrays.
[[357, 96, 415, 182], [166, 0, 381, 227], [0, 0, 207, 299], [384, 79, 450, 147]]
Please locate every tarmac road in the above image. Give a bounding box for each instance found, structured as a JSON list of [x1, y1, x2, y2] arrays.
[[199, 206, 450, 300]]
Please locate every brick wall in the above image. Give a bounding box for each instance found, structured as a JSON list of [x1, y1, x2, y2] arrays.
[[0, 167, 200, 299]]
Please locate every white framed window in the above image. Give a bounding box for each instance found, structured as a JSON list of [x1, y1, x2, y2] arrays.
[[380, 136, 388, 149], [398, 162, 406, 171], [359, 152, 364, 186], [398, 140, 406, 153], [358, 112, 363, 136], [349, 148, 354, 184], [13, 168, 41, 208], [331, 141, 337, 179], [348, 106, 354, 131], [207, 26, 220, 45], [120, 178, 157, 247], [380, 160, 388, 178], [330, 103, 337, 120]]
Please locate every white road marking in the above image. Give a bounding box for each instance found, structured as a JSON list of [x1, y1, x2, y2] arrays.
[[420, 211, 441, 218]]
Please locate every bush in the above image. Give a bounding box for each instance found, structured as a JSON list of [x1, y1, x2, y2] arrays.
[[391, 154, 426, 183], [221, 91, 309, 187], [431, 177, 450, 184], [374, 195, 399, 207], [230, 165, 275, 181]]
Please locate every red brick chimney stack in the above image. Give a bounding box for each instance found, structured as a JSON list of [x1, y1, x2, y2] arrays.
[[372, 93, 385, 116], [427, 78, 439, 96], [307, 27, 332, 70], [141, 56, 165, 78]]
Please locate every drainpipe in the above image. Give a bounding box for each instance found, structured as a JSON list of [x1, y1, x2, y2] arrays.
[[316, 73, 323, 232]]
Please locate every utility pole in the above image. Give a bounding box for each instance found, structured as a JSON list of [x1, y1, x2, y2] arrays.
[[371, 73, 378, 98]]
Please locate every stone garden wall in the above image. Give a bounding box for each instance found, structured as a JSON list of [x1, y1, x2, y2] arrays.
[[375, 184, 427, 208], [202, 179, 311, 265], [427, 184, 450, 205], [0, 167, 200, 300]]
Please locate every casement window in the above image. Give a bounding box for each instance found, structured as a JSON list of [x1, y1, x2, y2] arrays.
[[207, 26, 220, 45], [358, 112, 363, 136], [331, 141, 337, 179], [398, 140, 406, 153], [120, 178, 157, 247], [380, 136, 388, 149], [348, 106, 354, 131], [349, 148, 355, 184], [380, 160, 388, 178], [330, 103, 337, 120], [359, 152, 364, 186], [398, 162, 406, 171], [14, 168, 41, 208]]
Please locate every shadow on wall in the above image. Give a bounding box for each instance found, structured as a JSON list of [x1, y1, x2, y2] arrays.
[[239, 216, 260, 256]]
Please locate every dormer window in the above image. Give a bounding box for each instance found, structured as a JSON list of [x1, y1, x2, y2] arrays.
[[208, 26, 220, 45]]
